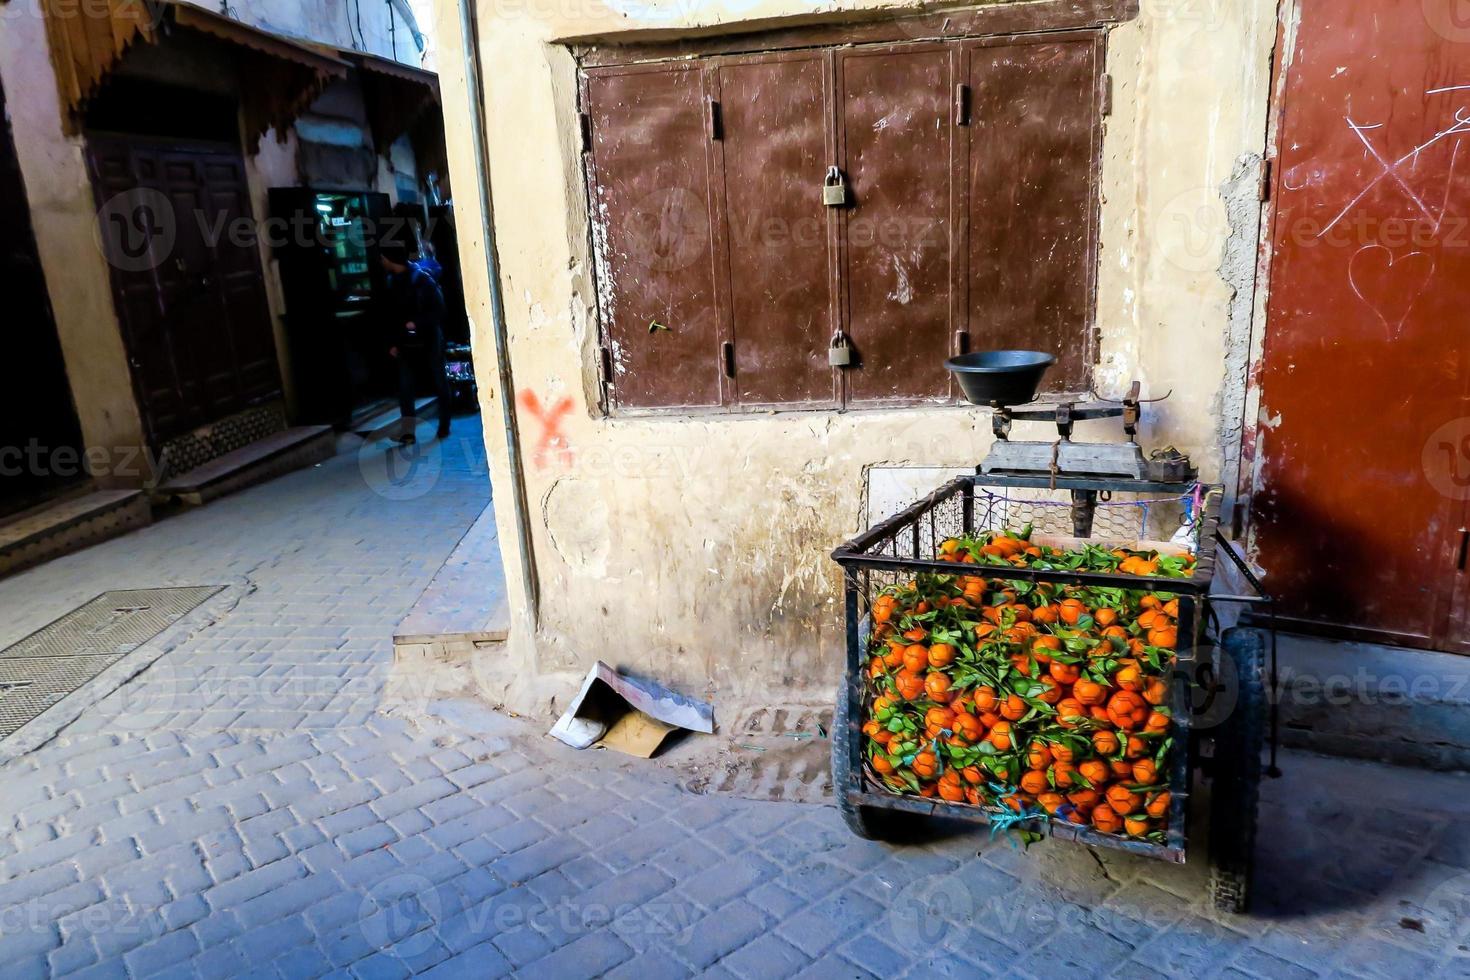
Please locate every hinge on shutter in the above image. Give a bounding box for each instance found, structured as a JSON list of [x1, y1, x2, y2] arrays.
[[1091, 325, 1103, 362], [721, 341, 735, 379], [1258, 159, 1273, 202], [954, 84, 971, 127], [600, 346, 613, 382], [578, 112, 592, 153], [1099, 74, 1113, 117], [707, 99, 723, 141]]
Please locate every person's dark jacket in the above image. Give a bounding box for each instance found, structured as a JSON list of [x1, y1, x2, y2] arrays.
[[386, 264, 445, 349]]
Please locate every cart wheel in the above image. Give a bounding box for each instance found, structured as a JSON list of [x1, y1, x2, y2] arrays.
[[831, 691, 902, 841], [1207, 626, 1266, 914]]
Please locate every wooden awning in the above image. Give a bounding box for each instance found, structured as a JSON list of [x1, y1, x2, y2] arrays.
[[342, 50, 440, 155], [42, 0, 349, 149]]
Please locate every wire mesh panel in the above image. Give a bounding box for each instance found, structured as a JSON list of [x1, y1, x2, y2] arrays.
[[832, 475, 1223, 861]]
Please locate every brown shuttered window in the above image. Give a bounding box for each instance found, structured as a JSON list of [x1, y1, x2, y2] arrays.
[[581, 30, 1104, 414]]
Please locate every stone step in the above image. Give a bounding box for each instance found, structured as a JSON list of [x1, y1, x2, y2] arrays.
[[1270, 633, 1470, 772], [153, 425, 336, 506], [355, 397, 440, 441], [394, 504, 509, 665], [0, 489, 150, 579]]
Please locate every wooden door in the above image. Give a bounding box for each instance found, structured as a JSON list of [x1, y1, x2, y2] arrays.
[[87, 136, 281, 444], [1251, 0, 1470, 651]]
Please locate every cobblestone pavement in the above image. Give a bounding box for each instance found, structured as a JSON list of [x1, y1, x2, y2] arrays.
[[3, 416, 1470, 979]]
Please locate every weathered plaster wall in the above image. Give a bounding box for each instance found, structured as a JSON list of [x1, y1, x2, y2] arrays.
[[438, 0, 1278, 718], [0, 0, 144, 475]]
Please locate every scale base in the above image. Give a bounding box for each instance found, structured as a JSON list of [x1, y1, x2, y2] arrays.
[[981, 440, 1149, 480]]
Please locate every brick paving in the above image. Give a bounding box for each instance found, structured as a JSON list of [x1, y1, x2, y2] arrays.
[[2, 416, 1470, 979]]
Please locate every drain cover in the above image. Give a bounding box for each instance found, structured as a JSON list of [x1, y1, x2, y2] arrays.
[[0, 587, 221, 738]]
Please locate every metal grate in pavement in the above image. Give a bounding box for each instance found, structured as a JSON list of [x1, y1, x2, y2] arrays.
[[0, 587, 221, 737]]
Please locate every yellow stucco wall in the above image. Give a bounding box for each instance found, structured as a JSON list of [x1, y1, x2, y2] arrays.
[[438, 0, 1279, 717]]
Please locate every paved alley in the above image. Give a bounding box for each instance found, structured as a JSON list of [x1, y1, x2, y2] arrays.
[[1, 419, 1468, 979]]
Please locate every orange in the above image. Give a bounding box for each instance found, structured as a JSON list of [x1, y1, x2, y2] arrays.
[[1051, 761, 1078, 789], [1139, 595, 1163, 610], [1132, 759, 1160, 785], [1146, 710, 1171, 733], [902, 626, 927, 642], [1125, 735, 1149, 759], [1032, 604, 1059, 625], [1067, 787, 1100, 813], [973, 686, 998, 713], [1092, 730, 1121, 756], [1114, 665, 1144, 693], [1092, 804, 1123, 834], [1035, 677, 1063, 705], [868, 658, 886, 680], [987, 721, 1014, 751], [980, 711, 1001, 729], [952, 711, 985, 744], [1078, 759, 1110, 786], [1094, 607, 1119, 627], [1111, 759, 1134, 780], [1136, 609, 1163, 630], [1074, 679, 1108, 706], [1037, 792, 1065, 815], [1056, 698, 1087, 728], [881, 643, 907, 671], [1000, 694, 1027, 721], [902, 645, 930, 674], [1107, 691, 1149, 730], [1105, 783, 1140, 814], [1050, 741, 1077, 764], [872, 754, 895, 775], [928, 643, 957, 669], [1020, 770, 1049, 795], [1148, 625, 1178, 649], [1059, 598, 1087, 625], [1049, 661, 1081, 685], [1010, 653, 1035, 677], [1163, 598, 1180, 618], [1143, 678, 1169, 706], [1090, 706, 1112, 723], [925, 707, 956, 733], [872, 695, 896, 716], [1026, 742, 1053, 769], [961, 765, 985, 785], [925, 673, 954, 704], [1124, 815, 1151, 837], [894, 671, 925, 701], [1146, 790, 1171, 819], [912, 751, 939, 780]]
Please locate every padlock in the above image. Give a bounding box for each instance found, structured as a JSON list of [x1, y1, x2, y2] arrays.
[[822, 166, 848, 207], [828, 332, 852, 367]]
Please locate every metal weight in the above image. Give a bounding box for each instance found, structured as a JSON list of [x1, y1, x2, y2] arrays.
[[822, 166, 847, 207]]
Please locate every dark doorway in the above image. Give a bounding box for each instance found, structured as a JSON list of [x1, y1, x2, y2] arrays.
[[270, 188, 396, 427], [0, 76, 86, 516], [86, 133, 282, 445]]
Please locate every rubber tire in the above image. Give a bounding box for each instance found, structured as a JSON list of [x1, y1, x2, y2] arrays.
[[1207, 627, 1266, 914], [832, 689, 903, 840]]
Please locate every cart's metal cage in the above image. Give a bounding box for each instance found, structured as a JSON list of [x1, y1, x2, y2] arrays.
[[831, 473, 1226, 862]]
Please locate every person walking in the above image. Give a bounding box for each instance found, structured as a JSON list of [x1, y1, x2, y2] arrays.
[[379, 241, 451, 444]]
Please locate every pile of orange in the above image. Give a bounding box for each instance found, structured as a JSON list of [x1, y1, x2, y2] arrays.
[[862, 530, 1192, 843]]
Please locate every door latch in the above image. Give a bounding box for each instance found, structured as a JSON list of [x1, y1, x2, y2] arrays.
[[822, 166, 848, 207], [828, 332, 852, 367]]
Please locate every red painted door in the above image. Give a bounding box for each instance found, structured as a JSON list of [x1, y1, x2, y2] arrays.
[[1253, 0, 1470, 651]]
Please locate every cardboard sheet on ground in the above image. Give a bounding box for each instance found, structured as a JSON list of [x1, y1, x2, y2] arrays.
[[548, 661, 713, 758]]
